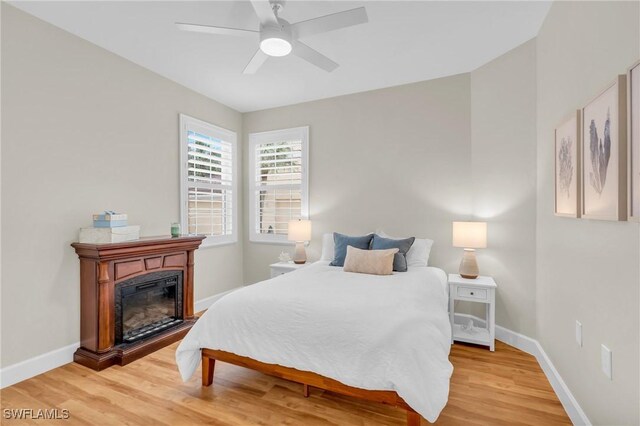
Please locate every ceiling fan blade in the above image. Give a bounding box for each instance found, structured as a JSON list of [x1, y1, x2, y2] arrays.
[[250, 0, 278, 26], [243, 49, 269, 74], [292, 41, 338, 72], [176, 22, 258, 37], [292, 7, 368, 39]]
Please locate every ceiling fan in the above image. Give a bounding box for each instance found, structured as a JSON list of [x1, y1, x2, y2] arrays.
[[176, 0, 368, 74]]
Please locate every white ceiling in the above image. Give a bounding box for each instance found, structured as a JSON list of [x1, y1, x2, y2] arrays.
[[9, 1, 551, 112]]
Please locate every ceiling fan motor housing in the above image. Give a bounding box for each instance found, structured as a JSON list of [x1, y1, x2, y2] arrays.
[[259, 20, 292, 57]]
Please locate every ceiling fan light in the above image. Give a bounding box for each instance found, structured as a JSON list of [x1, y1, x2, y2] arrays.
[[260, 37, 292, 57]]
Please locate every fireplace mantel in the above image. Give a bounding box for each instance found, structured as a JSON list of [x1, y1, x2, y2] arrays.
[[71, 235, 205, 370]]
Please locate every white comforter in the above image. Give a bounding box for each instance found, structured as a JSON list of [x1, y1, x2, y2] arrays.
[[176, 261, 453, 422]]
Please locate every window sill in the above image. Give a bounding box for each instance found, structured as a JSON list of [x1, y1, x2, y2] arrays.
[[248, 239, 294, 246], [200, 239, 238, 249]]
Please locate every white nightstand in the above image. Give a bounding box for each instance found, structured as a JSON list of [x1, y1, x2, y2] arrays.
[[270, 262, 307, 278], [448, 274, 497, 351]]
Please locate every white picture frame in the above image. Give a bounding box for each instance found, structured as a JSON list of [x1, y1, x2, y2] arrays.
[[555, 111, 581, 217], [581, 75, 628, 221]]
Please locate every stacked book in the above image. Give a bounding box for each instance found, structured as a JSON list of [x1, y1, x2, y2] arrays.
[[79, 211, 140, 243], [92, 212, 128, 228]]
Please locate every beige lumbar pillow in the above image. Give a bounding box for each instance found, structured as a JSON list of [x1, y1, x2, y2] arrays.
[[343, 246, 399, 276]]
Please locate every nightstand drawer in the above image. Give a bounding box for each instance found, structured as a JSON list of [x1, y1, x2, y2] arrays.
[[457, 286, 488, 301]]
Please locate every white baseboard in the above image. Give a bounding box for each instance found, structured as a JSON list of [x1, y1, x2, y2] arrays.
[[0, 287, 242, 389], [0, 342, 80, 389], [454, 313, 590, 426], [532, 340, 590, 426]]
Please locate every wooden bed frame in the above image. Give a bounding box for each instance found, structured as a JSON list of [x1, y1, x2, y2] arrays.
[[201, 349, 423, 426]]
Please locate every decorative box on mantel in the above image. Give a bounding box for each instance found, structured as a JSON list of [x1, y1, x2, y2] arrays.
[[79, 225, 140, 244], [71, 235, 205, 371]]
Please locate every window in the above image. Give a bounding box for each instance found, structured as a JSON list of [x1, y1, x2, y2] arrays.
[[249, 127, 309, 243], [180, 114, 237, 247]]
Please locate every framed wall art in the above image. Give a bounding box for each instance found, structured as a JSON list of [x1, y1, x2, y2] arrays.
[[555, 111, 581, 217], [628, 60, 640, 222], [581, 75, 628, 221]]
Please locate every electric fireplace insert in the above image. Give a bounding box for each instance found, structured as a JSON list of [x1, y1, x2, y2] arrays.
[[115, 270, 183, 345]]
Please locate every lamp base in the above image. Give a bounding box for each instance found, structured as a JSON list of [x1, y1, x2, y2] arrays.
[[293, 241, 307, 264], [459, 249, 479, 279]]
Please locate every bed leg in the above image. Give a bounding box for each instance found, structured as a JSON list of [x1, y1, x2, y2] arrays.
[[303, 384, 310, 398], [407, 409, 421, 426], [202, 354, 215, 387]]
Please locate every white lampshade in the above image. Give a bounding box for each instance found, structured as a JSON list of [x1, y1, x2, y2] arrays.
[[288, 220, 312, 242], [452, 221, 487, 249]]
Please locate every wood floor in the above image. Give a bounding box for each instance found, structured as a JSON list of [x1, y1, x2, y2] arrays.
[[1, 340, 570, 425]]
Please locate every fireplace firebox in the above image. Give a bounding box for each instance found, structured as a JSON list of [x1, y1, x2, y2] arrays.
[[115, 271, 183, 345], [71, 235, 205, 370]]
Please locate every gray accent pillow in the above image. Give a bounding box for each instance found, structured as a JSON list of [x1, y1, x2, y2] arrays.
[[371, 234, 416, 272], [329, 233, 374, 267]]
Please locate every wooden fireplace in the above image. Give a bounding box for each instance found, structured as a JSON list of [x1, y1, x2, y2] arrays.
[[71, 235, 205, 370]]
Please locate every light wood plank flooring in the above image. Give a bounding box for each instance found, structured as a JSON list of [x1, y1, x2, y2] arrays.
[[1, 341, 570, 425]]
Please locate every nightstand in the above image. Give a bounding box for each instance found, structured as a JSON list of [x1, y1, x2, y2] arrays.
[[270, 262, 307, 278], [448, 274, 497, 351]]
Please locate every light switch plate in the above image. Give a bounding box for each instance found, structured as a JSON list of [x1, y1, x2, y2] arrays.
[[601, 345, 612, 380], [575, 321, 582, 347]]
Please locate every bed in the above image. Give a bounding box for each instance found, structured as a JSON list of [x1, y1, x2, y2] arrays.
[[176, 261, 453, 425]]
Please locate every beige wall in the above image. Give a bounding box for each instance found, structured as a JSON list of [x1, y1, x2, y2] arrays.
[[0, 5, 244, 367], [0, 1, 4, 364], [470, 40, 537, 336], [242, 75, 473, 284], [536, 2, 640, 424]]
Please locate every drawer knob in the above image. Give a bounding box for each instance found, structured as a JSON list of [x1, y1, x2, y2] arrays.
[[470, 292, 474, 295]]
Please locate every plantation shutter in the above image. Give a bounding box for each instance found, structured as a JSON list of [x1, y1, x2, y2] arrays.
[[249, 127, 308, 241], [180, 114, 237, 244]]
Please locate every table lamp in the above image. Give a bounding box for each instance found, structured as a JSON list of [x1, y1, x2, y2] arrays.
[[288, 219, 312, 264], [452, 221, 487, 279]]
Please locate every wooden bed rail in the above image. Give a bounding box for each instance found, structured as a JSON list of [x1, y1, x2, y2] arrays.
[[201, 349, 423, 426]]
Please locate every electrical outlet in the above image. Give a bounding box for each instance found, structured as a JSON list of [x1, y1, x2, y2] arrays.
[[575, 321, 582, 347], [601, 345, 612, 380]]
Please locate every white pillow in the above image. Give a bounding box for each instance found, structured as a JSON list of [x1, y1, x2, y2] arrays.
[[320, 233, 335, 261], [377, 230, 433, 267]]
